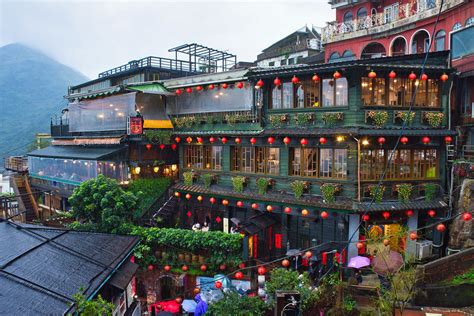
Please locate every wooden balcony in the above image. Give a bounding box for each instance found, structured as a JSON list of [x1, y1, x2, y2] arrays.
[[4, 156, 28, 173]]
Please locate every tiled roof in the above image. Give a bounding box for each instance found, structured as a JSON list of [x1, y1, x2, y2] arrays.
[[174, 130, 264, 136], [357, 199, 448, 212]]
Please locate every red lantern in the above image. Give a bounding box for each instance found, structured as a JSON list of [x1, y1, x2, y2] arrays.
[[368, 70, 377, 78], [321, 211, 329, 219], [256, 79, 264, 87], [282, 259, 290, 267], [196, 137, 203, 143], [400, 136, 409, 144], [236, 201, 244, 207], [239, 262, 246, 269], [274, 77, 281, 86], [421, 74, 428, 81], [383, 239, 390, 246], [356, 242, 364, 249], [409, 232, 418, 240], [209, 136, 216, 143], [377, 137, 386, 145], [197, 195, 203, 202], [235, 137, 241, 144], [147, 264, 154, 271], [186, 87, 193, 93], [312, 74, 320, 82], [215, 281, 222, 289], [209, 84, 215, 90], [236, 82, 244, 89], [291, 75, 299, 84], [408, 72, 417, 81], [219, 264, 226, 271], [185, 193, 191, 200], [300, 138, 308, 146], [257, 266, 266, 275], [209, 197, 216, 204], [171, 144, 177, 150], [301, 209, 309, 216], [266, 205, 273, 212], [389, 71, 397, 79], [250, 137, 257, 145], [422, 136, 430, 144], [159, 144, 165, 150], [440, 73, 449, 82], [193, 288, 201, 295], [164, 265, 171, 272], [200, 264, 207, 272], [222, 199, 229, 206], [221, 83, 228, 89], [235, 272, 243, 279], [406, 209, 414, 217], [427, 209, 436, 217], [267, 137, 275, 145], [383, 211, 390, 219], [362, 214, 370, 222], [444, 136, 453, 144], [196, 85, 203, 91], [175, 136, 181, 143], [283, 137, 291, 145], [221, 137, 228, 144], [174, 191, 180, 198], [284, 207, 291, 214], [436, 223, 446, 232], [462, 212, 472, 221], [181, 265, 188, 272], [333, 71, 341, 79], [146, 143, 152, 150], [319, 137, 327, 144], [186, 137, 193, 144], [305, 251, 312, 258], [175, 89, 182, 95], [252, 203, 259, 210]]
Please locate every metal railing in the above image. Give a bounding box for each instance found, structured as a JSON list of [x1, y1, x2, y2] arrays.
[[4, 156, 28, 172], [461, 145, 474, 161]]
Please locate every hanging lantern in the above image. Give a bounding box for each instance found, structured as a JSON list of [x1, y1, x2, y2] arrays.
[[236, 82, 244, 89], [421, 74, 428, 81], [186, 137, 193, 143], [389, 71, 397, 79], [174, 191, 180, 198], [160, 144, 165, 150], [284, 207, 291, 214], [147, 264, 154, 271], [252, 203, 259, 210], [186, 87, 193, 93], [175, 89, 182, 95], [209, 84, 215, 90], [153, 166, 159, 173], [196, 137, 203, 144], [197, 195, 203, 202], [267, 137, 275, 145], [181, 265, 188, 272], [312, 74, 320, 82], [164, 265, 171, 272], [221, 137, 228, 144], [301, 209, 309, 216], [462, 212, 472, 221], [236, 201, 244, 207], [250, 137, 257, 145], [222, 199, 229, 206], [422, 136, 430, 144], [175, 297, 183, 304], [134, 166, 141, 175], [333, 71, 341, 79], [408, 72, 417, 80], [196, 85, 203, 91], [209, 197, 216, 204], [436, 223, 446, 232], [382, 211, 390, 219], [319, 137, 327, 144], [444, 136, 453, 144], [266, 205, 273, 212], [235, 272, 243, 279], [368, 70, 377, 78], [209, 136, 216, 143], [440, 73, 449, 82], [193, 288, 201, 295], [291, 75, 300, 84], [427, 209, 436, 217], [321, 211, 329, 219], [200, 264, 207, 272], [383, 239, 390, 246], [305, 251, 312, 258], [283, 137, 291, 145], [362, 214, 370, 222], [171, 144, 177, 150], [235, 137, 241, 144], [377, 137, 386, 145], [400, 136, 409, 144], [257, 266, 266, 275], [239, 262, 246, 269], [409, 232, 418, 240], [256, 79, 264, 88], [146, 143, 152, 150], [356, 242, 364, 249], [175, 136, 181, 143], [221, 83, 228, 89], [300, 138, 308, 146], [215, 281, 223, 289], [274, 77, 281, 86], [185, 193, 191, 200], [406, 209, 414, 217], [219, 264, 226, 271], [282, 259, 290, 267]]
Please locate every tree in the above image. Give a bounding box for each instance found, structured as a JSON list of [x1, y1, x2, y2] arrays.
[[68, 175, 141, 232], [376, 267, 419, 315], [206, 292, 269, 316], [71, 291, 114, 316]]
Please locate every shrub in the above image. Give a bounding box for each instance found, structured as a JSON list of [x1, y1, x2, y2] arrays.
[[322, 112, 344, 125], [321, 183, 339, 203], [207, 292, 270, 316], [425, 112, 444, 127], [368, 110, 389, 127], [256, 177, 272, 195], [424, 183, 437, 201], [232, 176, 246, 193], [183, 171, 195, 186], [200, 173, 215, 188], [290, 180, 308, 199], [128, 178, 172, 216], [369, 185, 385, 204], [396, 183, 413, 202]]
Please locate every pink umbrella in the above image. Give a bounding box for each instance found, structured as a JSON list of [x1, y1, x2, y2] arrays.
[[348, 256, 371, 269], [371, 250, 404, 276]]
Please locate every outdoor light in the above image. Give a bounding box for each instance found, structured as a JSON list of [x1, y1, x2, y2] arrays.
[[421, 74, 428, 81], [134, 166, 141, 174], [312, 74, 320, 82], [336, 135, 345, 142], [171, 164, 177, 171], [361, 139, 370, 146], [153, 166, 159, 173], [408, 72, 417, 80], [440, 73, 449, 82]]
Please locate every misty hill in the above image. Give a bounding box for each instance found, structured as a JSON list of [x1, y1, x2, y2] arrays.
[[0, 43, 88, 160]]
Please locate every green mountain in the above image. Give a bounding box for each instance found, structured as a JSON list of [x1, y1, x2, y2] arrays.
[[0, 43, 88, 160]]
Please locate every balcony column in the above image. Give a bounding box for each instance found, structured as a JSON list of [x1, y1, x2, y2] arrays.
[[406, 210, 419, 258], [347, 213, 360, 260]]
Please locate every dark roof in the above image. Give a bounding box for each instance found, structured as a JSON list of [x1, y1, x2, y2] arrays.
[[264, 127, 358, 136], [28, 145, 127, 160], [300, 51, 326, 65], [357, 199, 448, 212], [0, 222, 139, 315], [358, 128, 456, 136], [263, 127, 454, 137]]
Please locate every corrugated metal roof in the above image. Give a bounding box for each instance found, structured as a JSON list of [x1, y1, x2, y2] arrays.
[[163, 69, 250, 89], [357, 199, 447, 212], [126, 82, 174, 96], [28, 145, 126, 160]]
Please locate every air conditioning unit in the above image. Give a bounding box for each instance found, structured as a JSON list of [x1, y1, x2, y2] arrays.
[[415, 240, 433, 260]]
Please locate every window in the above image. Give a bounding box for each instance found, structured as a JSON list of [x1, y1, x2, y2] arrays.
[[290, 147, 347, 179], [413, 149, 437, 178], [361, 77, 386, 105], [453, 22, 462, 31], [387, 78, 439, 107], [328, 52, 340, 63], [384, 3, 399, 23], [268, 61, 275, 67], [281, 59, 287, 66], [435, 30, 445, 51], [270, 79, 320, 109], [288, 58, 295, 65], [343, 11, 354, 31], [232, 147, 280, 174], [357, 7, 367, 19], [291, 148, 318, 177], [322, 77, 348, 107], [185, 146, 222, 170], [466, 17, 474, 26], [271, 82, 293, 109], [360, 149, 385, 180]]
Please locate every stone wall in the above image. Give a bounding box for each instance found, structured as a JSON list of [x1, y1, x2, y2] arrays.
[[449, 178, 474, 249]]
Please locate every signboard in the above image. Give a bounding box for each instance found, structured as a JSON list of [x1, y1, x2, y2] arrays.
[[127, 116, 143, 135]]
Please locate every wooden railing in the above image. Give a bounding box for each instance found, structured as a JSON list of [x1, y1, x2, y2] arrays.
[[4, 156, 28, 172]]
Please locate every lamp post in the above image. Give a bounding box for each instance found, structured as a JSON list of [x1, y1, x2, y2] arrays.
[[351, 136, 362, 202]]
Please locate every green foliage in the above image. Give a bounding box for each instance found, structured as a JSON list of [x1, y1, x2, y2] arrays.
[[68, 175, 140, 232], [207, 292, 270, 316], [290, 180, 307, 199], [449, 268, 474, 285], [205, 115, 217, 125], [128, 178, 171, 216], [424, 183, 437, 201], [256, 177, 272, 195], [368, 110, 389, 127], [425, 112, 444, 127], [266, 268, 319, 311], [183, 171, 195, 186], [145, 129, 172, 144], [232, 176, 246, 193], [321, 183, 339, 203], [269, 114, 285, 127], [71, 291, 114, 316], [395, 111, 416, 125], [321, 112, 344, 125], [172, 117, 185, 128], [200, 173, 215, 188], [224, 113, 242, 126], [396, 183, 413, 202], [343, 295, 357, 313], [295, 113, 313, 125], [369, 185, 385, 204]]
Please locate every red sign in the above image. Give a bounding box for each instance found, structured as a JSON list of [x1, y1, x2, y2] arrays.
[[128, 116, 143, 135]]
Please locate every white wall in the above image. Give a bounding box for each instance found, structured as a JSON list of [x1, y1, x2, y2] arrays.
[[257, 51, 310, 68], [0, 174, 13, 194]]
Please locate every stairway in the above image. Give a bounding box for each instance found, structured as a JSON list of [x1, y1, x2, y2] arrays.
[[152, 196, 178, 225], [10, 175, 38, 222]]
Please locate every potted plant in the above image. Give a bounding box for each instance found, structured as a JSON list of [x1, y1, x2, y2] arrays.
[[256, 178, 274, 195], [424, 183, 437, 201], [224, 113, 241, 126], [295, 113, 314, 126], [369, 185, 385, 204], [321, 112, 344, 125], [367, 110, 389, 127], [290, 180, 310, 199], [183, 171, 196, 186], [394, 111, 416, 125], [232, 176, 246, 193], [424, 112, 444, 128], [201, 173, 217, 188], [183, 116, 196, 128], [320, 183, 340, 203], [396, 183, 413, 202]]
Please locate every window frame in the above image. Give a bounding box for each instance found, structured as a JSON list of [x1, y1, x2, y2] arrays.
[[231, 146, 280, 175], [184, 145, 223, 171], [289, 147, 348, 179]]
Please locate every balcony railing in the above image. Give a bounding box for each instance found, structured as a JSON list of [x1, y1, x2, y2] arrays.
[[4, 156, 28, 172], [461, 145, 474, 161], [322, 0, 464, 43]]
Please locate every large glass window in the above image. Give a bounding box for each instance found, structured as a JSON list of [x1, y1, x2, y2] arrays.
[[290, 148, 347, 179], [185, 146, 222, 170], [361, 149, 385, 180], [232, 147, 280, 175], [322, 77, 348, 107], [270, 79, 321, 109], [386, 78, 439, 107], [271, 82, 293, 109], [361, 78, 386, 105], [413, 149, 437, 178]]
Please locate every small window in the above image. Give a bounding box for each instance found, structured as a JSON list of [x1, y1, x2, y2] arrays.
[[281, 59, 287, 66], [288, 58, 295, 65], [357, 7, 367, 19], [453, 22, 462, 31], [328, 52, 340, 63], [435, 30, 446, 51], [465, 17, 474, 26], [268, 61, 275, 67]]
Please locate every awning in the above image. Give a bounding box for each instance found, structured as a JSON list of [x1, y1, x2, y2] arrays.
[[144, 119, 173, 129], [51, 137, 123, 146], [28, 145, 126, 160], [108, 261, 139, 290], [127, 83, 174, 96], [67, 86, 123, 100]]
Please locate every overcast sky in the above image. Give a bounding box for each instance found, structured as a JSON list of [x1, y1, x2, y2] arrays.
[[0, 0, 333, 79]]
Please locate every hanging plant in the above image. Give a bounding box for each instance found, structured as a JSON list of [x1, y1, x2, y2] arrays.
[[183, 171, 195, 186], [256, 178, 274, 195], [320, 183, 340, 203], [369, 185, 385, 204], [290, 180, 309, 199], [145, 130, 173, 144], [200, 173, 217, 188], [321, 112, 344, 125], [184, 116, 196, 128], [424, 112, 444, 127], [172, 117, 186, 129], [424, 183, 437, 201], [232, 176, 246, 193], [396, 183, 413, 202], [205, 115, 217, 125], [295, 113, 314, 126], [367, 110, 389, 127], [224, 113, 241, 126], [395, 111, 416, 125]]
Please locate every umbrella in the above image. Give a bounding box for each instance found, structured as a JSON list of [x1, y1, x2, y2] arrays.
[[181, 299, 197, 313], [371, 250, 404, 276], [348, 256, 371, 269], [286, 249, 301, 256]]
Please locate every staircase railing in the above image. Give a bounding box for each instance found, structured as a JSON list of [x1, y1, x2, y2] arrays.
[[137, 182, 175, 225]]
